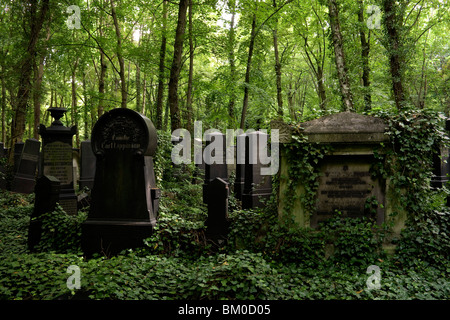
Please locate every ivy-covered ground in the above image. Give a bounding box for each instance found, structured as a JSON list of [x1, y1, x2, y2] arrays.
[[0, 109, 449, 300]]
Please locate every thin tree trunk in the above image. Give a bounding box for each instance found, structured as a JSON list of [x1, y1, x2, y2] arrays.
[[98, 1, 106, 117], [358, 0, 372, 111], [156, 0, 168, 130], [33, 55, 45, 140], [227, 2, 237, 126], [10, 0, 50, 164], [328, 0, 354, 111], [71, 58, 80, 147], [273, 0, 283, 116], [1, 64, 7, 143], [240, 12, 257, 129], [186, 0, 194, 133], [168, 0, 188, 132], [382, 0, 406, 110], [110, 0, 127, 108]]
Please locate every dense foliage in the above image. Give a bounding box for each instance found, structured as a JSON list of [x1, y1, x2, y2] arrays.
[[1, 108, 449, 301]]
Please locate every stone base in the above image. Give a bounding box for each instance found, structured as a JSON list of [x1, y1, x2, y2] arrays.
[[81, 219, 154, 257]]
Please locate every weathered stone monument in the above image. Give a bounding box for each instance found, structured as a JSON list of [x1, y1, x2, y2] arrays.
[[11, 139, 41, 194], [78, 140, 96, 190], [82, 108, 160, 256], [242, 131, 273, 209], [39, 107, 78, 215], [278, 112, 405, 233]]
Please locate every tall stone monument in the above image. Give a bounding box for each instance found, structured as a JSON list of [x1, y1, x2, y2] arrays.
[[39, 107, 78, 215], [82, 108, 160, 256], [78, 140, 96, 190]]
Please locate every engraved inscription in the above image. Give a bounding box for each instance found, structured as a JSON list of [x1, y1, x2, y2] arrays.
[[98, 116, 145, 151], [43, 141, 73, 185], [314, 161, 378, 225]]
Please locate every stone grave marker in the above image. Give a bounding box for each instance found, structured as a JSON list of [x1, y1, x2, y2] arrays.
[[28, 175, 61, 251], [203, 132, 228, 205], [39, 107, 78, 215], [242, 131, 273, 209], [234, 133, 246, 201], [82, 108, 160, 256], [278, 112, 397, 230], [78, 140, 96, 190], [205, 177, 230, 246], [11, 139, 41, 194], [13, 142, 24, 174]]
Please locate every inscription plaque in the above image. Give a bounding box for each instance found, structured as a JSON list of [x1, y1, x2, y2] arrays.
[[43, 141, 73, 185], [312, 156, 384, 227]]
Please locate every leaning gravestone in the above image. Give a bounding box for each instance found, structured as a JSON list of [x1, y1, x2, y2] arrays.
[[234, 133, 247, 201], [13, 142, 24, 175], [203, 132, 228, 203], [242, 131, 273, 209], [39, 107, 78, 215], [82, 108, 160, 256], [11, 139, 41, 194]]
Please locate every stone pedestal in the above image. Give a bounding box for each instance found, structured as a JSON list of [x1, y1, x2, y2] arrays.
[[39, 107, 77, 215]]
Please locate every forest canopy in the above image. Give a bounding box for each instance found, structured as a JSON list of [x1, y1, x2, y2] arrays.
[[0, 0, 449, 151]]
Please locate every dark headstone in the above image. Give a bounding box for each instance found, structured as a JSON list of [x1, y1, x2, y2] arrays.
[[39, 107, 78, 216], [28, 175, 61, 251], [82, 108, 159, 257], [79, 140, 96, 190], [13, 142, 24, 174], [234, 133, 247, 201], [205, 177, 230, 247], [242, 131, 273, 209], [203, 132, 228, 203], [0, 143, 6, 189], [11, 139, 41, 194]]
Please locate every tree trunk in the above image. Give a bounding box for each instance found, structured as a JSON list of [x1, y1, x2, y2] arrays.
[[110, 0, 127, 109], [227, 2, 237, 126], [382, 0, 406, 110], [358, 0, 372, 111], [71, 58, 80, 147], [240, 12, 257, 129], [10, 0, 50, 163], [156, 0, 168, 130], [168, 0, 189, 132], [328, 0, 354, 111], [1, 63, 7, 144], [98, 1, 106, 117], [186, 0, 194, 133], [273, 0, 283, 116], [33, 54, 45, 140]]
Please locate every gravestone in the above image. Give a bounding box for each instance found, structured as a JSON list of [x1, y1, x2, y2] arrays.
[[431, 119, 450, 190], [205, 177, 230, 247], [0, 143, 6, 189], [203, 132, 228, 205], [278, 112, 398, 230], [11, 139, 41, 194], [28, 175, 61, 251], [242, 131, 273, 209], [82, 108, 160, 256], [79, 140, 96, 190], [13, 142, 24, 174], [39, 107, 78, 215], [234, 133, 247, 201]]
